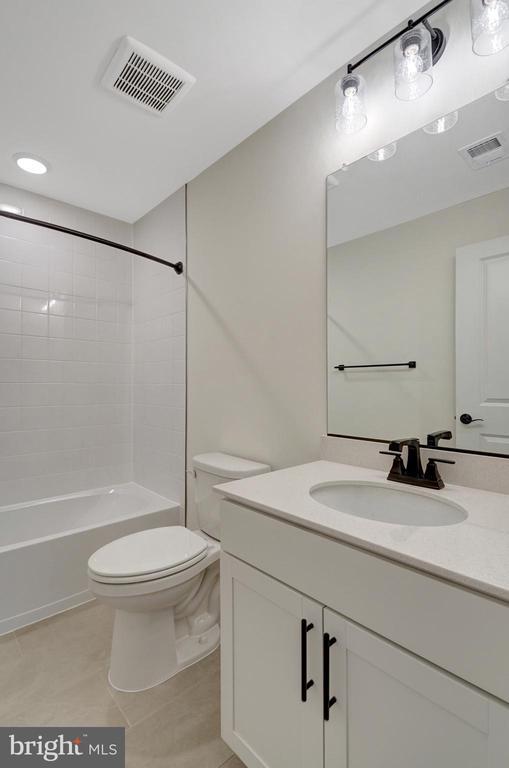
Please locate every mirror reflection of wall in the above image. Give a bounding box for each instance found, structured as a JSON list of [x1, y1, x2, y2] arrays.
[[327, 88, 509, 455]]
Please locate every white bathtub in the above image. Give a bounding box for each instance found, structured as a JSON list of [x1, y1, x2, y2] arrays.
[[0, 482, 180, 635]]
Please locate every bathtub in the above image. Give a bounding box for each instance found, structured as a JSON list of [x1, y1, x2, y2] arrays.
[[0, 482, 180, 635]]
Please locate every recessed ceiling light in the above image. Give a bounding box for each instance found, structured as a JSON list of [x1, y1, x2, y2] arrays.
[[13, 154, 48, 175], [0, 203, 23, 215]]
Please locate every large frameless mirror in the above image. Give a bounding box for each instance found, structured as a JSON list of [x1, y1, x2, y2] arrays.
[[327, 85, 509, 456]]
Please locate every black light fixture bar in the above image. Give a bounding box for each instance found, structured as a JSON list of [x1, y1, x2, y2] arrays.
[[0, 209, 184, 274], [347, 0, 455, 74]]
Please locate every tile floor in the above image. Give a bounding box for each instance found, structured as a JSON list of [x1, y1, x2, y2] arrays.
[[0, 601, 245, 768]]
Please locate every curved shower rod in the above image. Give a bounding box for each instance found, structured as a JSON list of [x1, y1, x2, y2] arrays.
[[0, 209, 184, 274]]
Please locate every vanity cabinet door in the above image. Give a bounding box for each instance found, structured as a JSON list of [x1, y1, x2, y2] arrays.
[[221, 554, 323, 768], [324, 608, 509, 768]]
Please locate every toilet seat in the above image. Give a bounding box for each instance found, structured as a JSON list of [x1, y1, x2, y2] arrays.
[[88, 526, 208, 585]]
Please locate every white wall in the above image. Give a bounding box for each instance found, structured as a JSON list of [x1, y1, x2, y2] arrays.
[[186, 1, 509, 521], [0, 184, 133, 505], [327, 186, 509, 443], [132, 188, 186, 507]]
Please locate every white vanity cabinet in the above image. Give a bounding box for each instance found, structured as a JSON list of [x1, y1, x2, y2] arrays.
[[220, 500, 509, 768], [221, 555, 323, 768], [324, 608, 508, 768]]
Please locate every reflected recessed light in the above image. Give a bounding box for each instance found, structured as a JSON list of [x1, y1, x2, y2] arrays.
[[368, 142, 397, 162], [13, 154, 49, 175], [0, 203, 23, 215], [495, 80, 509, 100], [423, 111, 459, 135]]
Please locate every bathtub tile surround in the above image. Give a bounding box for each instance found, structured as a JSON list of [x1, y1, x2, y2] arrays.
[[0, 601, 241, 768], [0, 204, 132, 506], [0, 183, 186, 508]]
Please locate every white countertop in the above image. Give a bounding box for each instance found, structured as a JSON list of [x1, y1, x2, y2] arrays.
[[217, 461, 509, 603]]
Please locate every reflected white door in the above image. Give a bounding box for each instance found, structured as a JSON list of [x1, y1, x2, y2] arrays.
[[456, 236, 509, 453]]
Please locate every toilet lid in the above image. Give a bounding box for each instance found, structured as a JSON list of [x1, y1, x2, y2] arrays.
[[88, 526, 208, 579]]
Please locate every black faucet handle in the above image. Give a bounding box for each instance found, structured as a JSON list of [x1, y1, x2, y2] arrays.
[[380, 450, 406, 479], [424, 457, 455, 489]]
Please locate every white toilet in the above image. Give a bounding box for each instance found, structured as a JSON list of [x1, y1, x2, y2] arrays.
[[88, 452, 270, 692]]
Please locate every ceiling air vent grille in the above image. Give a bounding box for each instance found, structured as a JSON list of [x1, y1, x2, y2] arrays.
[[459, 132, 509, 170], [101, 36, 195, 116]]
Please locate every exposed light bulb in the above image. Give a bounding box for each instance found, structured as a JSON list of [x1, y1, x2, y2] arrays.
[[368, 143, 397, 162], [394, 27, 433, 101], [335, 74, 367, 135], [423, 111, 459, 134], [401, 43, 424, 83], [471, 0, 509, 54]]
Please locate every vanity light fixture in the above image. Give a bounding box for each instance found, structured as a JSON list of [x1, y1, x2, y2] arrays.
[[495, 79, 509, 99], [423, 110, 459, 134], [368, 142, 398, 161], [471, 0, 509, 55], [13, 154, 49, 175], [337, 0, 453, 135], [335, 74, 367, 135]]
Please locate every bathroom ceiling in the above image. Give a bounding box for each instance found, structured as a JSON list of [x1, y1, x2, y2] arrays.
[[327, 91, 509, 247], [0, 0, 423, 222]]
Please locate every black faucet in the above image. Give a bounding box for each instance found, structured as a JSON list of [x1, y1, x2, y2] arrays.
[[427, 430, 452, 448], [380, 438, 455, 490], [388, 438, 423, 479]]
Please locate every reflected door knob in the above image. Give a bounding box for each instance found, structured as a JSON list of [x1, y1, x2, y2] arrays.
[[459, 413, 484, 425]]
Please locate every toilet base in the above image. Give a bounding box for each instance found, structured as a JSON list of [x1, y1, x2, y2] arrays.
[[108, 606, 220, 693]]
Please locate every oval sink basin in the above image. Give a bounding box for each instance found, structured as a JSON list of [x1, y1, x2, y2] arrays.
[[310, 482, 467, 527]]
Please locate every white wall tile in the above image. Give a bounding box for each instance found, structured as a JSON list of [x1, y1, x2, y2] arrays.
[[0, 188, 133, 505], [132, 188, 186, 506]]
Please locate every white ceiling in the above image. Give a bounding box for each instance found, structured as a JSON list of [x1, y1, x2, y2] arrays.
[[327, 90, 509, 248], [0, 0, 424, 222]]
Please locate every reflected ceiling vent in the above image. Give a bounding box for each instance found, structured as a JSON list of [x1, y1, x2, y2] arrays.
[[458, 132, 509, 170], [101, 36, 196, 116]]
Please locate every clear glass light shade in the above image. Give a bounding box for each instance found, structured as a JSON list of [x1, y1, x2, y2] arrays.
[[423, 110, 459, 134], [495, 80, 509, 99], [471, 0, 509, 55], [368, 142, 398, 162], [394, 26, 433, 101], [335, 74, 367, 135]]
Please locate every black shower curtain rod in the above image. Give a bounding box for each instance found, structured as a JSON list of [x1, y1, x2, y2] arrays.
[[0, 209, 184, 274]]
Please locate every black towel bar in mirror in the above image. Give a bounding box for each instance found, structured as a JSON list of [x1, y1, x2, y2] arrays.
[[334, 361, 416, 371]]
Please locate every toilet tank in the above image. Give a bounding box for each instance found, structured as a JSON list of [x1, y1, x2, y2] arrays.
[[192, 453, 271, 540]]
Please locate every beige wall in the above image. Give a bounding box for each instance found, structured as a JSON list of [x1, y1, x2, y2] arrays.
[[186, 75, 334, 525], [186, 6, 509, 523], [327, 186, 509, 444]]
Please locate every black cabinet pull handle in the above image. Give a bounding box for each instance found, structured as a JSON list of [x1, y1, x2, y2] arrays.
[[301, 619, 314, 702], [323, 632, 337, 721]]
